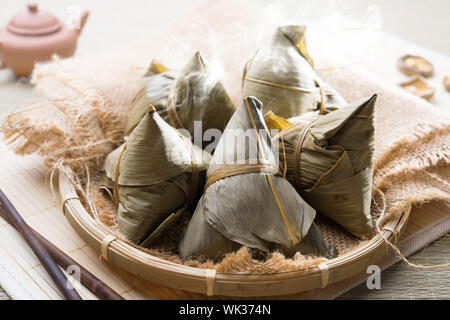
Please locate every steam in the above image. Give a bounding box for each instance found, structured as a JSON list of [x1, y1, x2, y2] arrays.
[[154, 0, 385, 156]]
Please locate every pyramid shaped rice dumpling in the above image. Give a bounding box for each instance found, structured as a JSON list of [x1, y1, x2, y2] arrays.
[[265, 94, 377, 238], [242, 25, 346, 119], [125, 60, 177, 135], [102, 107, 211, 246], [168, 51, 236, 149], [125, 52, 236, 150], [179, 96, 337, 261]]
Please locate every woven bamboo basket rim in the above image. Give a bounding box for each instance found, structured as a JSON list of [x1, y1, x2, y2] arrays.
[[59, 166, 411, 297]]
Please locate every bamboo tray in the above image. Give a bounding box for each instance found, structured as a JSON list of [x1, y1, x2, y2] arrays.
[[59, 166, 410, 297]]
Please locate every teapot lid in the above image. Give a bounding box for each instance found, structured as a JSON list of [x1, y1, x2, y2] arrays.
[[7, 3, 62, 36]]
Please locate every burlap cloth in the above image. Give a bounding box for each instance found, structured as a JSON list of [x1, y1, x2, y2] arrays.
[[1, 0, 449, 273]]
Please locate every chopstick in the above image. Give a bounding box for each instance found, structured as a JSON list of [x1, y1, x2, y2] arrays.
[[0, 189, 82, 300], [0, 207, 125, 300]]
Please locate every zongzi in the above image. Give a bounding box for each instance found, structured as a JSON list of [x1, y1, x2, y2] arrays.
[[167, 51, 236, 150], [397, 55, 434, 78], [242, 25, 346, 118], [265, 94, 377, 239], [126, 52, 236, 151], [126, 60, 177, 136], [102, 107, 211, 246], [179, 96, 337, 260]]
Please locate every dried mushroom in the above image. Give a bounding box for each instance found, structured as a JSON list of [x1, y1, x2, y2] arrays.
[[399, 76, 435, 101], [397, 55, 434, 78], [242, 25, 347, 118], [444, 77, 450, 93]]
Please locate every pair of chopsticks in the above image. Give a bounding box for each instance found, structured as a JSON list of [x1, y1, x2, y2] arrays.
[[0, 189, 124, 300]]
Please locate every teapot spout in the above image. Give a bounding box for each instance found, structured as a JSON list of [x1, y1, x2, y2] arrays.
[[74, 10, 89, 36]]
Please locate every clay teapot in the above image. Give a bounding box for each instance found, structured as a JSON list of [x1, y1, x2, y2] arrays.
[[0, 3, 89, 76]]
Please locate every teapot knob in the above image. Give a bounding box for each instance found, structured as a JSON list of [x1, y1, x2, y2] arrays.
[[27, 3, 38, 13]]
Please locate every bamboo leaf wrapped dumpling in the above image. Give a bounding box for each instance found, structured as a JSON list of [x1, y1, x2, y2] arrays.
[[265, 94, 377, 238], [242, 25, 347, 118], [168, 51, 236, 149], [126, 52, 236, 150], [126, 60, 177, 135], [179, 96, 337, 260], [102, 107, 211, 246]]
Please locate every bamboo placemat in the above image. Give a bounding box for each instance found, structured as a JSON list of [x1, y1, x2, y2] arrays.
[[338, 235, 450, 299]]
